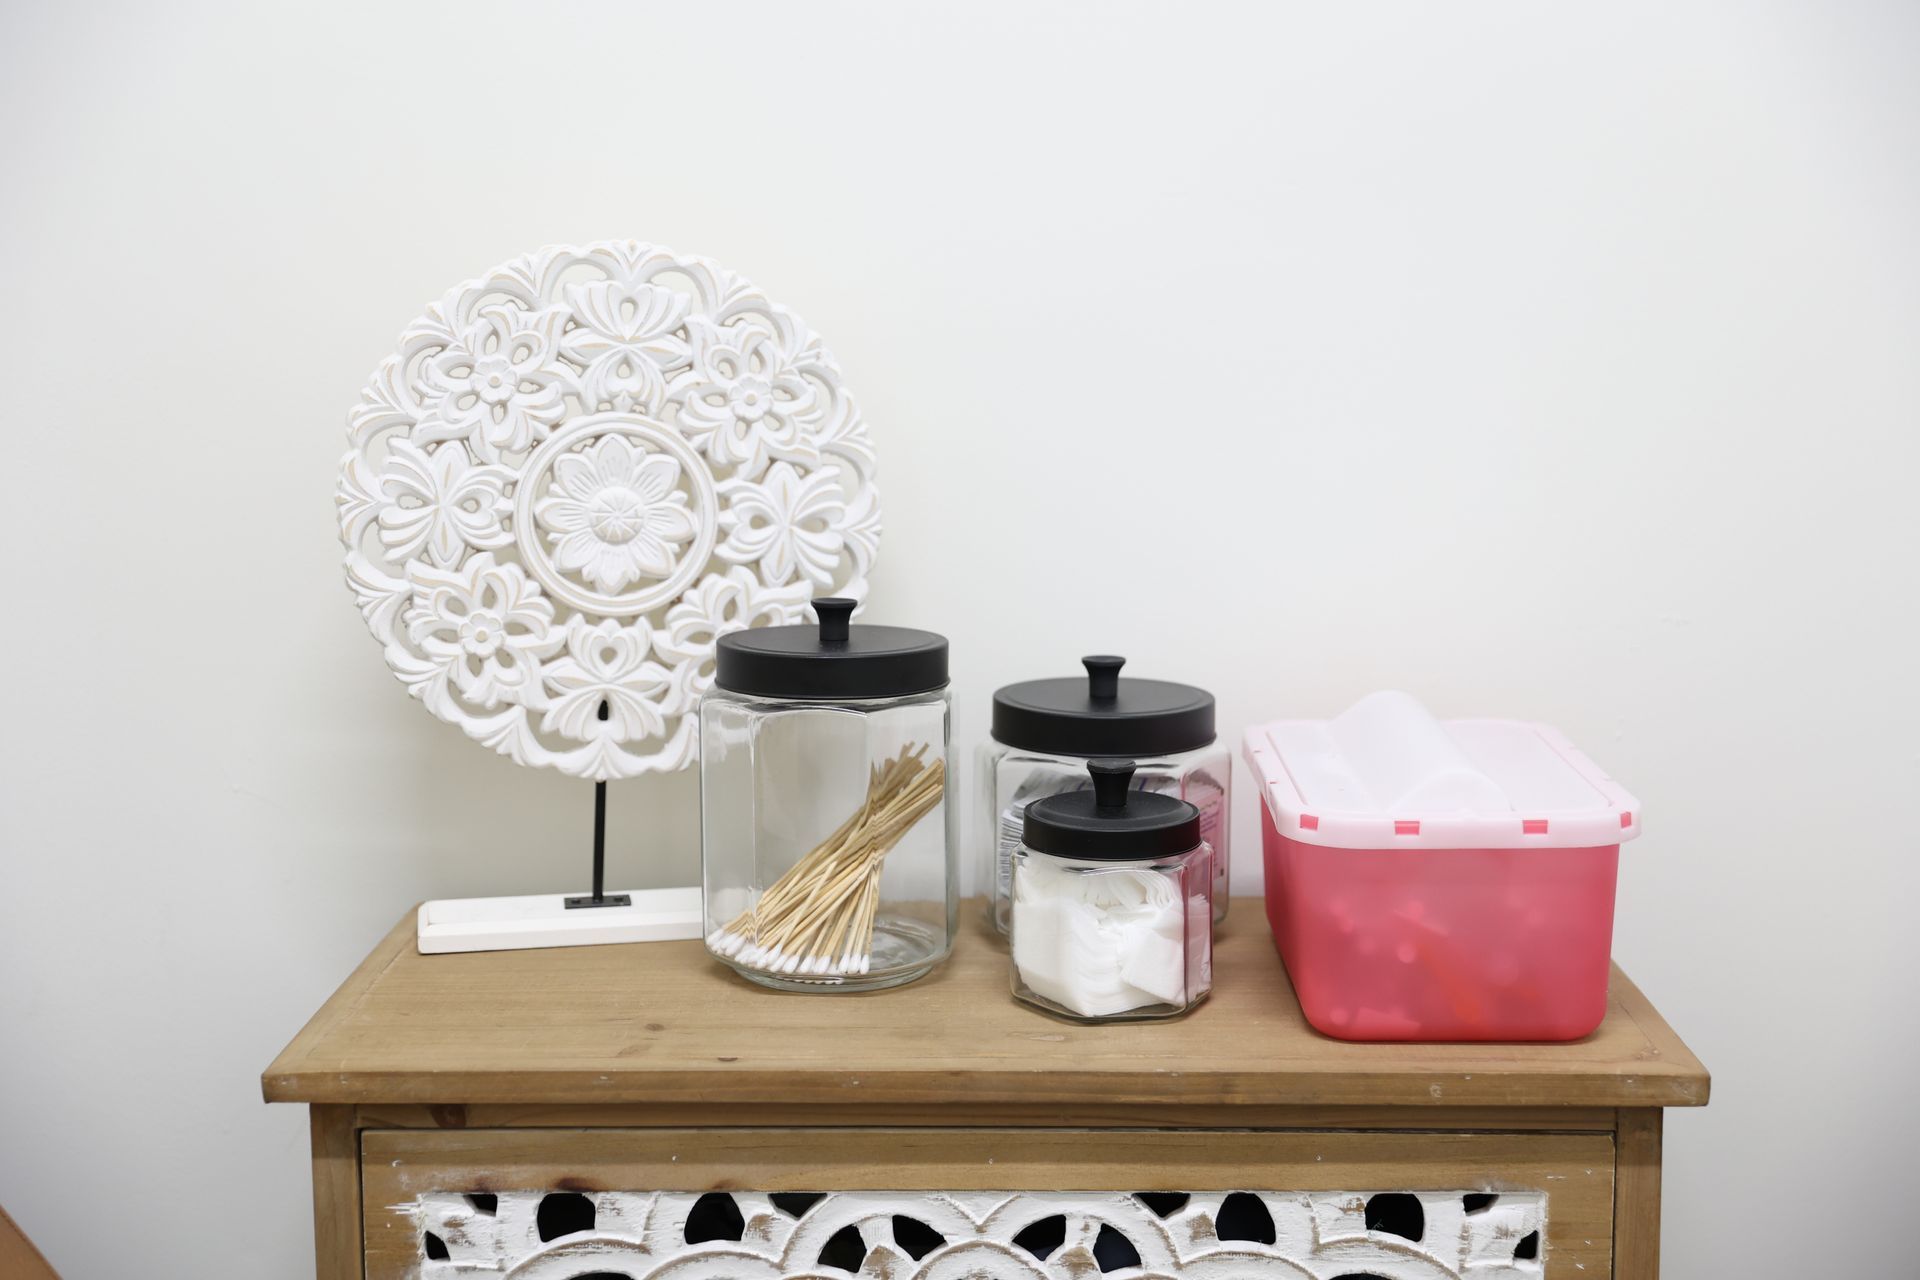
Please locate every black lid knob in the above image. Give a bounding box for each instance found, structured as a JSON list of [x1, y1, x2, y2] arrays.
[[814, 597, 855, 644], [1089, 759, 1136, 811], [1083, 654, 1125, 701], [1021, 756, 1202, 861]]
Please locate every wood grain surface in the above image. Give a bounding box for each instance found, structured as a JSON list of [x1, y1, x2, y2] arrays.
[[309, 1105, 361, 1280], [0, 1206, 59, 1280], [350, 1100, 1623, 1132], [1613, 1107, 1665, 1279], [265, 902, 1708, 1110]]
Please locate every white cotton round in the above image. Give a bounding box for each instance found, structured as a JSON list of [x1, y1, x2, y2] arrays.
[[1010, 857, 1188, 1019]]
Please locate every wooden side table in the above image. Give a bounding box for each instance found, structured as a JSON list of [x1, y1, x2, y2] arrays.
[[264, 902, 1707, 1280]]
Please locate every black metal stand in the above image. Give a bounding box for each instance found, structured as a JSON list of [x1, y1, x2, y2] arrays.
[[565, 700, 631, 910]]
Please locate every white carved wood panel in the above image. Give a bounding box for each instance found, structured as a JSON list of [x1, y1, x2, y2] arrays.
[[401, 1189, 1547, 1279], [337, 239, 881, 779]]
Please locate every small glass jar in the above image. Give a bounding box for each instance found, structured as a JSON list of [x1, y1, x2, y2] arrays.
[[1010, 760, 1214, 1022], [981, 656, 1230, 933], [701, 598, 956, 992]]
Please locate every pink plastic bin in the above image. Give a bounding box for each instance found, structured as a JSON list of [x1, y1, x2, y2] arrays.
[[1242, 692, 1641, 1043]]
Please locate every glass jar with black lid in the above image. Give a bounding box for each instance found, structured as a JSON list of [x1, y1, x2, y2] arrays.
[[701, 598, 955, 992], [980, 656, 1230, 933], [1010, 759, 1214, 1022]]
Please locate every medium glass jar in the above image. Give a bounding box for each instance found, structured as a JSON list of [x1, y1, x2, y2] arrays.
[[981, 656, 1229, 932], [701, 598, 956, 992], [1010, 760, 1214, 1022]]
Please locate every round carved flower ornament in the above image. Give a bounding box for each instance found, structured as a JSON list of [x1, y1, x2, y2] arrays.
[[336, 241, 880, 778]]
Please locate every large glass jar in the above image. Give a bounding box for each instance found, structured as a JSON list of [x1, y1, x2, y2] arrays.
[[701, 598, 956, 992], [981, 656, 1229, 933], [1010, 760, 1214, 1022]]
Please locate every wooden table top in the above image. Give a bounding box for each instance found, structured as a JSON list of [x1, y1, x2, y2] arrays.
[[263, 900, 1708, 1111]]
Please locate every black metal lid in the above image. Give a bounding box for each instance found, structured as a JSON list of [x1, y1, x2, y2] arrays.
[[714, 598, 949, 700], [991, 656, 1215, 757], [1022, 760, 1202, 860]]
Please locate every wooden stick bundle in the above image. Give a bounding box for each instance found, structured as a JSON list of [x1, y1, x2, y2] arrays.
[[707, 745, 945, 978]]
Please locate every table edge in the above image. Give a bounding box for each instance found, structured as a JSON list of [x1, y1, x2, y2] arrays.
[[263, 907, 1709, 1109]]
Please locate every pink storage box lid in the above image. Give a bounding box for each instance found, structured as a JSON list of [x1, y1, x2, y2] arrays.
[[1242, 691, 1641, 850]]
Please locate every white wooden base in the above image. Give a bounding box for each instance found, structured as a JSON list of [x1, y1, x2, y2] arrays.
[[415, 887, 703, 954]]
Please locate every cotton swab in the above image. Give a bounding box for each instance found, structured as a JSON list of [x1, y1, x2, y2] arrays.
[[708, 745, 944, 980]]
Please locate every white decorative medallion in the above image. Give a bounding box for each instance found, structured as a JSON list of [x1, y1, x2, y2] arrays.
[[338, 241, 880, 779]]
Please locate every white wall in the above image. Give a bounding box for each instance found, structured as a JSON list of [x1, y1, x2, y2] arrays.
[[2, 2, 1915, 1274]]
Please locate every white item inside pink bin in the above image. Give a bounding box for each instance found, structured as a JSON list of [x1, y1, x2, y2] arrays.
[[1244, 691, 1640, 850]]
